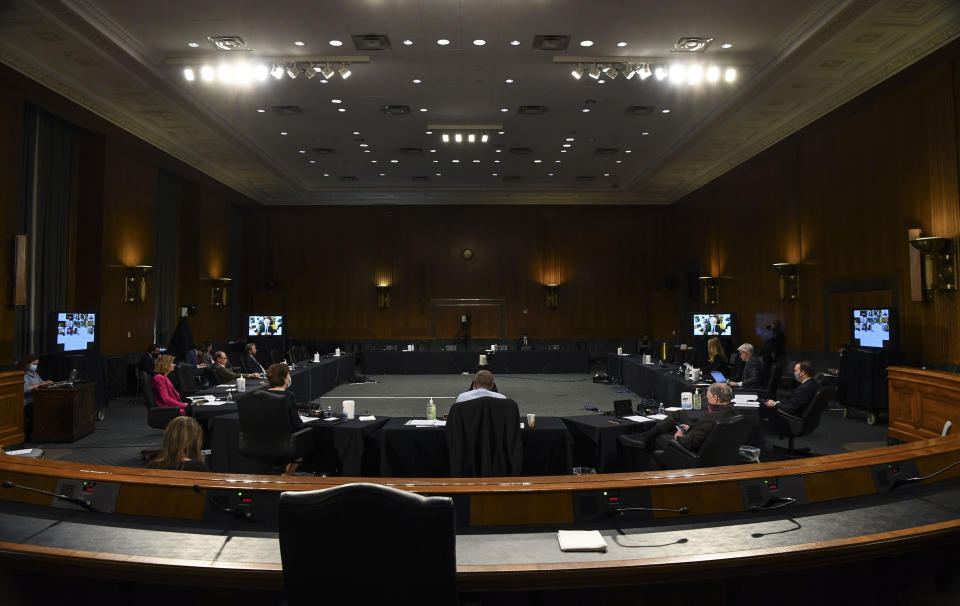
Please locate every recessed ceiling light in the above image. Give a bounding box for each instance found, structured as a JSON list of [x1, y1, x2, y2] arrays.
[[721, 43, 733, 49], [565, 137, 574, 141], [379, 173, 385, 176], [495, 149, 502, 153], [353, 131, 360, 135], [561, 149, 568, 153], [548, 173, 554, 176], [616, 160, 622, 164], [473, 159, 480, 163], [364, 150, 371, 153], [534, 159, 542, 163], [661, 109, 670, 114], [580, 40, 593, 47], [419, 108, 428, 112], [497, 130, 504, 135], [280, 131, 288, 135], [319, 79, 329, 84], [625, 149, 632, 153], [329, 40, 343, 47], [425, 131, 433, 135], [371, 160, 377, 163], [187, 42, 199, 48], [256, 108, 265, 113], [435, 173, 442, 176], [310, 160, 316, 164], [554, 160, 561, 163], [604, 173, 610, 177], [412, 78, 422, 84], [581, 108, 590, 113], [437, 39, 450, 46], [390, 159, 399, 163], [597, 80, 606, 84], [298, 149, 306, 154], [641, 131, 649, 135], [338, 108, 346, 112], [492, 173, 498, 176], [505, 78, 515, 84], [473, 39, 486, 46], [494, 160, 501, 163], [323, 173, 330, 177], [452, 159, 460, 163], [331, 99, 342, 103], [359, 143, 368, 147], [432, 160, 439, 163], [510, 40, 520, 46], [562, 144, 571, 148], [617, 41, 627, 47], [430, 149, 437, 153], [500, 107, 509, 112], [403, 39, 414, 46], [294, 41, 305, 47]]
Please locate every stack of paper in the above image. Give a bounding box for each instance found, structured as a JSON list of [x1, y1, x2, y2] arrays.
[[648, 414, 668, 421], [358, 415, 377, 421], [405, 419, 446, 427], [733, 394, 760, 408], [557, 530, 608, 552], [624, 415, 653, 423]]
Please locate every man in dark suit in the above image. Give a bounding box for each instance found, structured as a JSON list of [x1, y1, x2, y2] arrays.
[[627, 382, 738, 467], [730, 343, 764, 388], [760, 361, 819, 433], [139, 344, 160, 375], [241, 343, 267, 375]]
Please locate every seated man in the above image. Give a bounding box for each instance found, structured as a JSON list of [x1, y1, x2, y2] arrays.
[[241, 343, 267, 375], [730, 343, 763, 388], [760, 361, 819, 433], [139, 343, 161, 375], [211, 350, 261, 384], [628, 382, 738, 463], [456, 370, 505, 403]]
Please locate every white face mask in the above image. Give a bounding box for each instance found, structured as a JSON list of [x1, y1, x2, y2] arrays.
[[794, 372, 803, 382], [286, 376, 293, 389]]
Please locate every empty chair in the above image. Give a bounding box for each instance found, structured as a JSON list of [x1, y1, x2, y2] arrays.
[[446, 396, 523, 477], [172, 363, 199, 396], [764, 361, 783, 400], [236, 390, 314, 473], [769, 385, 837, 457], [653, 414, 757, 469], [278, 483, 456, 605], [269, 348, 282, 364]]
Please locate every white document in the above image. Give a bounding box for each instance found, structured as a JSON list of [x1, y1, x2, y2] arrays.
[[216, 384, 234, 388], [557, 530, 607, 552], [299, 415, 315, 423], [665, 407, 683, 412], [734, 402, 761, 408], [358, 415, 377, 421], [624, 415, 652, 423], [4, 449, 33, 456], [188, 395, 216, 402], [405, 419, 446, 427], [648, 414, 668, 420], [733, 394, 759, 403]]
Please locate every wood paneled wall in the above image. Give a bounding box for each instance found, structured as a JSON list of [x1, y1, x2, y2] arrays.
[[239, 205, 672, 340], [669, 55, 960, 364]]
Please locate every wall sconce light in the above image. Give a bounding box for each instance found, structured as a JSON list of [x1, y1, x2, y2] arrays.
[[124, 265, 153, 303], [698, 276, 718, 306], [771, 263, 799, 301], [545, 283, 559, 309], [376, 284, 391, 309], [211, 278, 232, 308], [909, 236, 956, 294]]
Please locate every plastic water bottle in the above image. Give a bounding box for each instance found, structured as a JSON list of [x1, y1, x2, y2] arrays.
[[657, 402, 664, 416], [426, 397, 436, 420]]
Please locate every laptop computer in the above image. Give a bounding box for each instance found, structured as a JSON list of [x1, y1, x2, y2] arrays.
[[711, 371, 728, 383], [613, 399, 634, 416]]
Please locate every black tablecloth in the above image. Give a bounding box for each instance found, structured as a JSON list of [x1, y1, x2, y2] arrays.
[[377, 416, 574, 477], [622, 358, 705, 406], [562, 414, 651, 473], [362, 351, 478, 374], [837, 348, 904, 414], [198, 354, 354, 403], [207, 413, 389, 475], [485, 351, 590, 374]]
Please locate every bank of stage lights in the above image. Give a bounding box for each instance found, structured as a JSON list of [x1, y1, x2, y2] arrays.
[[570, 62, 737, 84], [182, 61, 354, 84]]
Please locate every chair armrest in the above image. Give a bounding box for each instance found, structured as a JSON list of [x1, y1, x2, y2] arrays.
[[654, 439, 699, 469], [777, 410, 804, 433]]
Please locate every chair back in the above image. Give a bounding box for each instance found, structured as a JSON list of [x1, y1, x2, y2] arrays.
[[446, 397, 523, 477], [796, 384, 835, 437], [173, 363, 198, 396], [269, 349, 282, 364], [765, 362, 783, 400], [696, 414, 757, 466], [278, 483, 456, 605], [140, 372, 157, 410], [237, 390, 299, 463]]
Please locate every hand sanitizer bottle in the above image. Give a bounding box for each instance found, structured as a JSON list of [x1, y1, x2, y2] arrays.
[[427, 397, 436, 420]]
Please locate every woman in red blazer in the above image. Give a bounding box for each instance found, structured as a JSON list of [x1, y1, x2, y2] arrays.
[[151, 354, 188, 416]]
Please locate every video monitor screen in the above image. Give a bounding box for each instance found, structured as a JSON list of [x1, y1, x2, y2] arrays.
[[852, 308, 892, 349], [693, 313, 733, 337], [56, 312, 97, 352], [248, 315, 284, 336]]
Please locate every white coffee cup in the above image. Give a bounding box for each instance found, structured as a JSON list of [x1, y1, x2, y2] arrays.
[[643, 354, 652, 364], [335, 348, 341, 357], [343, 400, 355, 419], [526, 413, 536, 428]]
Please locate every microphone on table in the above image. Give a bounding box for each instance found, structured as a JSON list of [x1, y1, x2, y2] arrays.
[[192, 485, 252, 520], [615, 505, 689, 515], [747, 496, 797, 513], [2, 480, 98, 512], [890, 457, 960, 492], [751, 518, 802, 538]]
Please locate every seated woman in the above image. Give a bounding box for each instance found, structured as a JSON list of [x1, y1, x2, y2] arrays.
[[701, 336, 729, 375], [146, 416, 208, 471], [21, 354, 53, 437], [151, 354, 188, 416], [266, 362, 303, 431]]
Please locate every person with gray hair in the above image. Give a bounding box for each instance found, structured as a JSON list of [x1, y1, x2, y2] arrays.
[[730, 343, 763, 388], [624, 382, 738, 468]]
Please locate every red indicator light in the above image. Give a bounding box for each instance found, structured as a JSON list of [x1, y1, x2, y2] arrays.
[[241, 498, 253, 503], [892, 467, 899, 473], [769, 484, 778, 490]]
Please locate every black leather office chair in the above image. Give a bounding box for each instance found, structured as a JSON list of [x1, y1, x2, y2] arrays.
[[236, 390, 314, 473], [172, 363, 199, 396], [269, 348, 282, 364], [771, 385, 837, 457], [764, 361, 783, 400], [653, 414, 757, 469], [446, 397, 523, 477], [278, 483, 456, 605], [141, 371, 180, 430]]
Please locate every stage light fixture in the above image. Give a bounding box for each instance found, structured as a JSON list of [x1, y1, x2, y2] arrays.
[[285, 64, 298, 79], [588, 64, 601, 79], [183, 68, 195, 81], [338, 64, 352, 79], [571, 64, 584, 80], [270, 62, 284, 79]]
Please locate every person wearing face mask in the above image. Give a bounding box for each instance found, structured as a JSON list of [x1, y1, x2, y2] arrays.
[[266, 363, 303, 431], [761, 361, 819, 432], [21, 354, 53, 438]]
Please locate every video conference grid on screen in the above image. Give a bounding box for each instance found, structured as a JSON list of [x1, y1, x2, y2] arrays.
[[248, 315, 283, 336], [693, 313, 733, 336], [853, 308, 891, 348], [57, 312, 96, 351]]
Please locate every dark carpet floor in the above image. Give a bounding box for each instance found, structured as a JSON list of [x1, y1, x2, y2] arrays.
[[10, 374, 889, 469]]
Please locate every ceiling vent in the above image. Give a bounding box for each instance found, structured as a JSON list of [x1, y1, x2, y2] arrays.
[[411, 176, 431, 182], [673, 37, 714, 52], [206, 36, 248, 51], [518, 105, 547, 115], [398, 147, 422, 155], [352, 34, 391, 51], [532, 35, 570, 51], [339, 176, 358, 182], [311, 147, 336, 155], [503, 176, 522, 182], [595, 147, 620, 155], [509, 147, 533, 155], [272, 105, 302, 116], [625, 105, 655, 116], [382, 105, 410, 115], [575, 175, 595, 182]]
